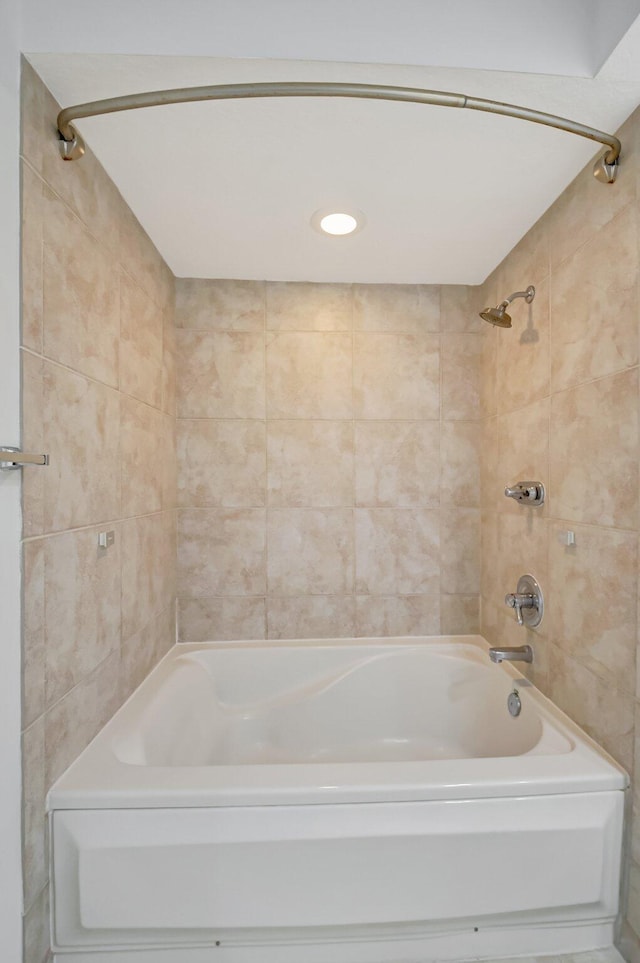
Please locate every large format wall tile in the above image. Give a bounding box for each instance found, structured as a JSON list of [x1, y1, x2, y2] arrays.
[[179, 597, 266, 643], [44, 651, 121, 788], [121, 396, 164, 518], [548, 645, 634, 771], [21, 350, 45, 537], [266, 332, 352, 419], [178, 509, 266, 597], [548, 523, 637, 695], [355, 508, 439, 595], [268, 421, 353, 508], [122, 513, 174, 639], [161, 412, 178, 511], [177, 331, 265, 418], [440, 285, 483, 333], [44, 526, 121, 708], [550, 369, 638, 529], [120, 272, 164, 408], [441, 422, 482, 508], [118, 202, 174, 310], [176, 278, 265, 331], [267, 509, 354, 595], [440, 594, 480, 634], [355, 421, 439, 508], [550, 205, 638, 393], [441, 333, 482, 421], [496, 276, 550, 413], [22, 540, 45, 729], [43, 361, 121, 533], [267, 281, 352, 331], [179, 419, 266, 508], [478, 417, 499, 512], [267, 596, 356, 639], [21, 161, 43, 353], [162, 308, 177, 416], [440, 508, 480, 595], [22, 717, 46, 910], [353, 284, 440, 333], [354, 332, 439, 420], [120, 604, 176, 701], [23, 885, 49, 963], [42, 186, 119, 387], [355, 593, 440, 637]]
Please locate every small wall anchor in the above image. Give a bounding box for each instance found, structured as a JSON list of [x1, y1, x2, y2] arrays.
[[504, 481, 545, 507], [557, 530, 576, 547]]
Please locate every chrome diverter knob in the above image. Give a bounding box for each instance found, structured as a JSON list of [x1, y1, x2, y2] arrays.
[[504, 481, 545, 507]]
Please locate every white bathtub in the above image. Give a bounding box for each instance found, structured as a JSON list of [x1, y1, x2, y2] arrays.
[[48, 635, 628, 963]]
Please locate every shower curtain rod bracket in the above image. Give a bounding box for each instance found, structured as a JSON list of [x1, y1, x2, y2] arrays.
[[593, 153, 619, 184], [54, 81, 622, 185], [58, 129, 85, 161]]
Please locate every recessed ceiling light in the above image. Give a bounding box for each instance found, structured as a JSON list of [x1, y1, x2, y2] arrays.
[[320, 212, 358, 235], [310, 208, 365, 237]]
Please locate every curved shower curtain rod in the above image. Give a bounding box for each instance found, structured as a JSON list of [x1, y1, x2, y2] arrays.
[[56, 81, 621, 184]]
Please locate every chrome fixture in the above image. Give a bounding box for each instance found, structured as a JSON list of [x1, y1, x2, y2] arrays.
[[480, 286, 535, 328], [507, 689, 523, 716], [504, 574, 544, 628], [489, 644, 534, 665], [0, 447, 49, 471], [55, 82, 620, 182], [504, 481, 545, 507]]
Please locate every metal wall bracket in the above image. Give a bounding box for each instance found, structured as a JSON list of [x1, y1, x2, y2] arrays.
[[0, 447, 49, 471], [58, 132, 85, 162], [593, 155, 619, 184]]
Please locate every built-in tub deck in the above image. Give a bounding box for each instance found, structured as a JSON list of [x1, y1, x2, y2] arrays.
[[48, 635, 628, 963]]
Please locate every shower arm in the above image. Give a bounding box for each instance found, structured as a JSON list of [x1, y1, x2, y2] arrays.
[[500, 287, 536, 309], [55, 81, 621, 183]]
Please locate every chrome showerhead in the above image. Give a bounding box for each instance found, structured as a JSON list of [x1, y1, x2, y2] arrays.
[[480, 285, 535, 328]]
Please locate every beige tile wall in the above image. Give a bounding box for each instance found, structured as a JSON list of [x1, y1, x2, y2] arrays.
[[20, 63, 177, 962], [175, 279, 483, 643], [479, 106, 640, 959]]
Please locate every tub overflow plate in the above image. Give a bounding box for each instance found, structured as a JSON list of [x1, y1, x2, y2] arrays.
[[507, 689, 522, 717]]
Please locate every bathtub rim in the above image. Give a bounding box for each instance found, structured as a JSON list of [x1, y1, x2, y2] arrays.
[[46, 634, 629, 811]]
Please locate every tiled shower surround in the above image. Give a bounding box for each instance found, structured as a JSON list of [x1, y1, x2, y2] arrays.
[[17, 63, 640, 963], [20, 64, 177, 961], [478, 105, 640, 959], [175, 279, 482, 642]]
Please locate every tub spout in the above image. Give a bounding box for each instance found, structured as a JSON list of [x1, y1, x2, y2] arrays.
[[488, 645, 534, 664]]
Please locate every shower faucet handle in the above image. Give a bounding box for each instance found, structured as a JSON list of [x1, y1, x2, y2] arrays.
[[504, 481, 545, 507], [504, 592, 535, 626], [504, 574, 544, 628]]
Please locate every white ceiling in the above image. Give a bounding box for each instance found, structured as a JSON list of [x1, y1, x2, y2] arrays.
[[24, 1, 640, 284]]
